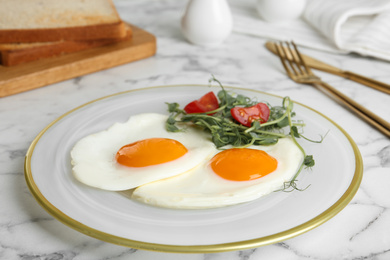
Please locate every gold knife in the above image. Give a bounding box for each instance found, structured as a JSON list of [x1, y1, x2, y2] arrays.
[[265, 41, 390, 95]]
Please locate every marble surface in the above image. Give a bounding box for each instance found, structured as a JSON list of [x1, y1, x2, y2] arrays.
[[1, 0, 390, 259]]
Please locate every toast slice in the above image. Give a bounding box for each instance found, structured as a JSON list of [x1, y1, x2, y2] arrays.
[[0, 26, 132, 66], [0, 0, 127, 43]]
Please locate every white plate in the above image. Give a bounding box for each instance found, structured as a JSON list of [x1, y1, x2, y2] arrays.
[[25, 85, 362, 253]]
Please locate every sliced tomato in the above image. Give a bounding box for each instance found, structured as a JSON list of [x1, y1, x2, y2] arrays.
[[184, 91, 219, 114], [231, 103, 270, 127]]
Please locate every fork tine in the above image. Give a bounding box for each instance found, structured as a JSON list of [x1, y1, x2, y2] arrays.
[[291, 41, 313, 75], [284, 41, 304, 75], [274, 42, 293, 77], [275, 42, 301, 77]]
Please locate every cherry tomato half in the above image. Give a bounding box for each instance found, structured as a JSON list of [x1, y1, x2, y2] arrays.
[[184, 91, 219, 114], [231, 103, 270, 127]]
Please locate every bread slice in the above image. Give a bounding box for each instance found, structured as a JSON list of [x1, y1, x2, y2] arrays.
[[0, 0, 127, 43], [0, 26, 132, 66]]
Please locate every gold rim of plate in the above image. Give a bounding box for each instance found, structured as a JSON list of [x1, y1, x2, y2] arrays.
[[24, 85, 363, 253]]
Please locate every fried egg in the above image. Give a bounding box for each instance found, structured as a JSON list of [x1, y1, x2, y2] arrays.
[[131, 138, 304, 209], [71, 113, 216, 191]]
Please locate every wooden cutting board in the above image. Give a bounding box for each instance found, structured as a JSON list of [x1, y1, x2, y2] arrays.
[[0, 24, 156, 97]]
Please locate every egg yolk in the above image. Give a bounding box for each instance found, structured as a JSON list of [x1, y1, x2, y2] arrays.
[[116, 138, 188, 167], [210, 148, 278, 181]]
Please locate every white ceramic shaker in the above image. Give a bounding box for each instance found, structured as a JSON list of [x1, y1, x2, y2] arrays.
[[181, 0, 233, 47], [256, 0, 306, 23]]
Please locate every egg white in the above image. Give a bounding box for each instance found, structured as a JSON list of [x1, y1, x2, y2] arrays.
[[71, 113, 216, 191], [131, 138, 304, 209]]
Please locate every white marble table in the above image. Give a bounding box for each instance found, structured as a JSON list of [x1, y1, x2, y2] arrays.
[[1, 0, 390, 259]]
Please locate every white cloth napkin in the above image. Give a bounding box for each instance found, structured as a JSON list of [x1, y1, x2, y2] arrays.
[[232, 0, 390, 61]]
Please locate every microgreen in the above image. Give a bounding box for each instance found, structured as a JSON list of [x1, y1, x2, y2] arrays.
[[165, 77, 323, 191]]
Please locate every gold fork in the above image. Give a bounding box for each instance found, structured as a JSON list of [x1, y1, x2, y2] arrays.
[[273, 41, 390, 138]]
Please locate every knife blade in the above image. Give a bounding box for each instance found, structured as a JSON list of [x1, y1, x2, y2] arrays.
[[265, 41, 390, 95]]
